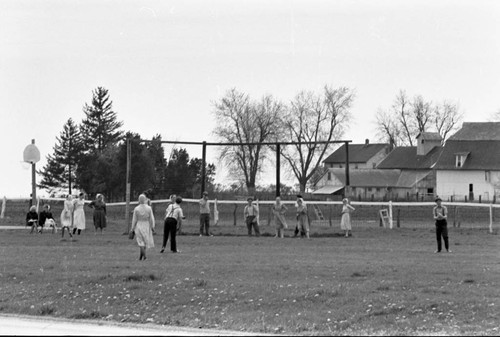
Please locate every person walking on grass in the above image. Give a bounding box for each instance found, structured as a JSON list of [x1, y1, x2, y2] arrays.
[[72, 192, 86, 235], [161, 196, 184, 253], [60, 195, 74, 238], [244, 197, 260, 237], [340, 198, 355, 237], [433, 197, 451, 253], [272, 196, 288, 238], [199, 191, 212, 236], [89, 194, 107, 235], [130, 194, 155, 261], [296, 197, 310, 239]]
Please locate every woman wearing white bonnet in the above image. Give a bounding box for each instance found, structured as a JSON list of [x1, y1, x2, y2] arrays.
[[130, 194, 155, 261]]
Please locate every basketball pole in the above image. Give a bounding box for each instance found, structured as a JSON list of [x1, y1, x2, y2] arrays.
[[31, 140, 36, 207]]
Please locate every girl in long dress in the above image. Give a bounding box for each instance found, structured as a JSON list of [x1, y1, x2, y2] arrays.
[[72, 192, 86, 235], [340, 198, 355, 237], [131, 194, 155, 261], [89, 194, 107, 235], [296, 198, 310, 239], [60, 195, 74, 238], [272, 197, 288, 238]]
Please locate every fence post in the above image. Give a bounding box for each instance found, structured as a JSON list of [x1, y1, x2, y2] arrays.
[[396, 208, 400, 228], [489, 204, 493, 234], [0, 196, 6, 219], [329, 204, 332, 227], [233, 203, 238, 226], [388, 200, 393, 229]]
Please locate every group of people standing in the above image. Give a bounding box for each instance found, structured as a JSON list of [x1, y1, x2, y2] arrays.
[[60, 192, 107, 237], [26, 192, 107, 238], [245, 195, 356, 239]]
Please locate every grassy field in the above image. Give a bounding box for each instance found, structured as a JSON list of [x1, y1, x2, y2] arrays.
[[0, 201, 499, 335]]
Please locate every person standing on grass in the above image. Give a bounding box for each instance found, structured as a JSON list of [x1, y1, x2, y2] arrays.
[[26, 205, 39, 234], [130, 194, 155, 261], [72, 193, 86, 235], [89, 194, 107, 235], [433, 197, 451, 253], [244, 197, 260, 237], [161, 194, 176, 249], [272, 196, 288, 238], [161, 196, 184, 253], [60, 195, 74, 238], [340, 198, 355, 237], [296, 197, 310, 239], [199, 191, 212, 236]]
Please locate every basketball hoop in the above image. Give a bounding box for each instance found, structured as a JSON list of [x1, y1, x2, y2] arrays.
[[23, 142, 40, 164]]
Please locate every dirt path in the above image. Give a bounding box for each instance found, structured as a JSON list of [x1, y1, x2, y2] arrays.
[[0, 314, 276, 336]]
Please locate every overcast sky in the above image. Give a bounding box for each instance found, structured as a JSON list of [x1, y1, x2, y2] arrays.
[[1, 0, 499, 198]]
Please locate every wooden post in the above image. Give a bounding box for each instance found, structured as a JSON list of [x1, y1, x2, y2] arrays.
[[233, 203, 238, 226], [201, 141, 206, 196], [489, 204, 493, 234], [124, 138, 131, 234], [396, 208, 400, 228], [276, 143, 280, 197], [388, 200, 393, 229]]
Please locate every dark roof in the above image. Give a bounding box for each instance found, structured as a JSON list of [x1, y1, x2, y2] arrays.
[[328, 168, 400, 187], [376, 146, 443, 170], [434, 140, 500, 170], [417, 132, 442, 141], [326, 168, 429, 188], [449, 122, 500, 141], [323, 143, 389, 164]]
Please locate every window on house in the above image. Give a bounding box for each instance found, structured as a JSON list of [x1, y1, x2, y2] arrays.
[[427, 188, 434, 194], [354, 164, 358, 169], [485, 171, 491, 182], [339, 164, 343, 168], [327, 172, 331, 181], [376, 188, 380, 192], [455, 153, 469, 168]]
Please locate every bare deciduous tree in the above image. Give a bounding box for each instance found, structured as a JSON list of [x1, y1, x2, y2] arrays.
[[279, 85, 355, 193], [375, 90, 463, 146], [213, 88, 284, 195]]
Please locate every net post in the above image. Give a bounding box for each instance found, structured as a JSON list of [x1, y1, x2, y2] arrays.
[[124, 138, 131, 235]]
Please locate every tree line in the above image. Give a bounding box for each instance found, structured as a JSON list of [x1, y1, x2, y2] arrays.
[[39, 85, 463, 200], [38, 87, 215, 201]]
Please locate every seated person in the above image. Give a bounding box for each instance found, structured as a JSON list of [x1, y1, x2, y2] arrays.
[[26, 206, 39, 234], [39, 204, 56, 233]]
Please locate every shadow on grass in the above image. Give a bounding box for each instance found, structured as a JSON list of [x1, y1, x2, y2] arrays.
[[125, 273, 158, 282]]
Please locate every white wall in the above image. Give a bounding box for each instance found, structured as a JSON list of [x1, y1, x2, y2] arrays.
[[436, 170, 497, 200]]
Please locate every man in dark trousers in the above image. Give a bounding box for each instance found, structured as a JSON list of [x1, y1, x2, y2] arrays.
[[433, 197, 451, 253]]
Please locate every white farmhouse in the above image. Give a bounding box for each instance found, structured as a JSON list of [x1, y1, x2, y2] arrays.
[[434, 122, 500, 202]]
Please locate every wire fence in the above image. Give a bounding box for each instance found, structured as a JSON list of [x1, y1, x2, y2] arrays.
[[2, 196, 498, 233]]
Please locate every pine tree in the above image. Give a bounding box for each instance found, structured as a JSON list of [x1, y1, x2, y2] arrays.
[[80, 87, 123, 154], [39, 118, 83, 195]]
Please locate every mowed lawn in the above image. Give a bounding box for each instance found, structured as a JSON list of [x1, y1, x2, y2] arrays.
[[0, 208, 499, 335]]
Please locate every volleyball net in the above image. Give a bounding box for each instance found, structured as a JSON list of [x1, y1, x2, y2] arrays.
[[1, 197, 498, 233]]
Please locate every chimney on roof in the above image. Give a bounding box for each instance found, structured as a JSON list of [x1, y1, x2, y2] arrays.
[[365, 139, 369, 145]]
